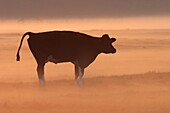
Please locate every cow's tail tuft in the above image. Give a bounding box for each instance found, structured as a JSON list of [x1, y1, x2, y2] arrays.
[[16, 32, 32, 61]]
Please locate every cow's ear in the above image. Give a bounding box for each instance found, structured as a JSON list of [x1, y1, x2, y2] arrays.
[[102, 34, 109, 39], [111, 38, 116, 42]]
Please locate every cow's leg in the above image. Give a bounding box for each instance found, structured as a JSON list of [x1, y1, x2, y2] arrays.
[[74, 65, 79, 80], [37, 62, 45, 86], [77, 65, 84, 86], [74, 64, 84, 79], [78, 66, 84, 80]]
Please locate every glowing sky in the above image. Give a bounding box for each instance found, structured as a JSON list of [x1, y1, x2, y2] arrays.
[[0, 0, 170, 31], [0, 0, 170, 19]]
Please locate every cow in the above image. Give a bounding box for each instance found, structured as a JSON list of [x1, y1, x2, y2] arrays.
[[16, 31, 116, 85]]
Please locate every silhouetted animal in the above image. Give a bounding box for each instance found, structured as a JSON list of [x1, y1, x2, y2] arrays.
[[16, 31, 116, 85]]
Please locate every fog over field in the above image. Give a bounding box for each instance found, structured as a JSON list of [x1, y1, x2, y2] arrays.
[[0, 0, 170, 112], [0, 29, 170, 113]]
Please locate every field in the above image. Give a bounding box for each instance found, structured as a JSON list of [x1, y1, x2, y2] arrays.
[[0, 29, 170, 113]]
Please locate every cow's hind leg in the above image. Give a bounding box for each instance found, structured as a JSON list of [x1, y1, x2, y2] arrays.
[[74, 64, 79, 80], [37, 62, 46, 86], [78, 66, 84, 80]]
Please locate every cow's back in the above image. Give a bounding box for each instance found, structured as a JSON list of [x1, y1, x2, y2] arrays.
[[27, 31, 99, 63]]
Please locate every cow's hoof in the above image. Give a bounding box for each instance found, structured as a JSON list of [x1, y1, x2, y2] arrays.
[[76, 79, 84, 87], [39, 80, 45, 86]]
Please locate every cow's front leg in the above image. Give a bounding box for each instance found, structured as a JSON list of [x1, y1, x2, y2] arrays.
[[37, 62, 45, 86], [75, 66, 84, 86], [78, 66, 84, 80], [74, 64, 84, 79]]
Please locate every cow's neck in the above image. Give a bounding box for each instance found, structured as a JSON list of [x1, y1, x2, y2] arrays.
[[96, 38, 104, 54]]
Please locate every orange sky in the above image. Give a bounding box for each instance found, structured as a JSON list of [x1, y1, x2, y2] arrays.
[[0, 16, 170, 33], [1, 0, 170, 33]]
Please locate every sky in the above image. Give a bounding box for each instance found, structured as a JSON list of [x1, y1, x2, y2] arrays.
[[0, 0, 170, 31]]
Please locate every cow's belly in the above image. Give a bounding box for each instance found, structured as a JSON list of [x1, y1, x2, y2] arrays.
[[46, 55, 76, 64]]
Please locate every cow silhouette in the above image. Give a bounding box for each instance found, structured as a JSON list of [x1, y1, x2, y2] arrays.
[[16, 31, 116, 85]]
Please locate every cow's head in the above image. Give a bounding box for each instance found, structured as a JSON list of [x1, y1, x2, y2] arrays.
[[100, 34, 116, 54]]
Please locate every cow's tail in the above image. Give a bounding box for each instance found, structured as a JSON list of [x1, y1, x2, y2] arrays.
[[16, 32, 32, 61]]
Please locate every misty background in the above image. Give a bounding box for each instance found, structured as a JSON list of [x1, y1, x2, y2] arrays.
[[0, 0, 170, 19], [0, 0, 170, 31]]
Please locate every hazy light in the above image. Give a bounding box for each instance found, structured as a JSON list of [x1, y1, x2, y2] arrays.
[[0, 16, 170, 33]]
